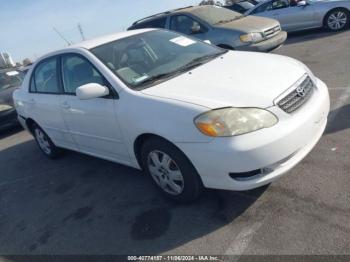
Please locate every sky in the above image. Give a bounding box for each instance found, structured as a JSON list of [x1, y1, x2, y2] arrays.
[[0, 0, 201, 63]]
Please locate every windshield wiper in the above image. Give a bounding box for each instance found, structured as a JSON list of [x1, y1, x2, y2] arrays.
[[176, 52, 226, 72], [136, 73, 174, 87], [136, 52, 226, 88]]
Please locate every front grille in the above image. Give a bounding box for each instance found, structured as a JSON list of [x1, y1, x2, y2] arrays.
[[263, 25, 281, 38], [278, 76, 314, 114]]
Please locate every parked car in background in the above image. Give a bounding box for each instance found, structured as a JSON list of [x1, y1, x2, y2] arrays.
[[14, 29, 330, 202], [224, 0, 260, 14], [0, 69, 25, 129], [246, 0, 350, 32], [18, 64, 32, 75], [128, 5, 287, 52]]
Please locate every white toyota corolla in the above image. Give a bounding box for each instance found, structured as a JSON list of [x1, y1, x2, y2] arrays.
[[14, 29, 330, 202]]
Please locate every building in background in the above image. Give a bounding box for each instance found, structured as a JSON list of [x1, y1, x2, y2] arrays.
[[0, 52, 16, 69]]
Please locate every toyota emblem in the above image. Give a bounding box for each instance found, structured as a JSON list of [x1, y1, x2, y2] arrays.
[[296, 86, 306, 97]]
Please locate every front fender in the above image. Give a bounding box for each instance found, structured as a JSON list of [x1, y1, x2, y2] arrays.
[[116, 91, 213, 166]]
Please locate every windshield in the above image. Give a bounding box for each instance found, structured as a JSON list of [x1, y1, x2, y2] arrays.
[[190, 6, 242, 25], [238, 1, 256, 10], [0, 70, 24, 91], [90, 30, 226, 89]]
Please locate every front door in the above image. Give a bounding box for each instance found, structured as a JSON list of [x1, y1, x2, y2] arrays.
[[270, 0, 316, 31], [59, 54, 130, 163]]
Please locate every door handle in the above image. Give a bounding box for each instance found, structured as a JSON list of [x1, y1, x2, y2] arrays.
[[60, 102, 71, 109]]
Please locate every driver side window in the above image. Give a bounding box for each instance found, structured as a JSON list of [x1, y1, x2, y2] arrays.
[[271, 0, 290, 10], [61, 55, 105, 94], [251, 2, 273, 14], [170, 15, 206, 35], [251, 0, 289, 14]]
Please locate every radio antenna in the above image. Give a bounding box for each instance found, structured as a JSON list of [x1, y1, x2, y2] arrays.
[[53, 27, 72, 45]]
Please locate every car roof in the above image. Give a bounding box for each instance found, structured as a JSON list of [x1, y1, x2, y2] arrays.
[[131, 5, 213, 27], [35, 29, 154, 62], [69, 29, 153, 50]]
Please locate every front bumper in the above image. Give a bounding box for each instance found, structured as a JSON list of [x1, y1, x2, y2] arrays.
[[236, 31, 288, 52], [175, 78, 330, 191]]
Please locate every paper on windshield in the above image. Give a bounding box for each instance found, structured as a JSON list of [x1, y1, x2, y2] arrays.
[[133, 75, 149, 83], [170, 36, 196, 47]]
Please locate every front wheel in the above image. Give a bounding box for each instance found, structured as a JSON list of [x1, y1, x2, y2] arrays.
[[325, 9, 349, 31], [141, 138, 203, 203]]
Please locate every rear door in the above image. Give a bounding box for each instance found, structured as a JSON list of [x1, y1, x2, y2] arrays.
[[58, 53, 130, 163], [26, 56, 77, 149]]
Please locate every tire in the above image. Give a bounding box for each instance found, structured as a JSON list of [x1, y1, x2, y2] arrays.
[[324, 9, 349, 31], [32, 123, 61, 159], [141, 138, 204, 203]]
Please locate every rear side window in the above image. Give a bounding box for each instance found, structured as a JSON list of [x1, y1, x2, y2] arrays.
[[271, 0, 289, 9], [132, 17, 167, 29], [31, 57, 60, 94]]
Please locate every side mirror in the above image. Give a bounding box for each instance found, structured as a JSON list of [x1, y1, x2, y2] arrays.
[[76, 83, 109, 100], [191, 24, 202, 34], [297, 1, 307, 7]]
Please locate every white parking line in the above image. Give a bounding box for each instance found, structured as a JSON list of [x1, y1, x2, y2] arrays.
[[225, 222, 263, 257]]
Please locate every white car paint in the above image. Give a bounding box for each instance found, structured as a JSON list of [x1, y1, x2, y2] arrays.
[[141, 51, 307, 109], [14, 29, 330, 192]]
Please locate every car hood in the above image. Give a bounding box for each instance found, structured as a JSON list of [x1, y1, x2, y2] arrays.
[[141, 52, 307, 109], [215, 15, 280, 33]]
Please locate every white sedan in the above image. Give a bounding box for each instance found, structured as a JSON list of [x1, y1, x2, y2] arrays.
[[14, 29, 330, 202]]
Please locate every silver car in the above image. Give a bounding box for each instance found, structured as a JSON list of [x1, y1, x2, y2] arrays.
[[246, 0, 350, 32]]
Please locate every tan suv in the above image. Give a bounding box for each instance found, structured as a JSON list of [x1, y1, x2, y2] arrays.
[[128, 5, 287, 52]]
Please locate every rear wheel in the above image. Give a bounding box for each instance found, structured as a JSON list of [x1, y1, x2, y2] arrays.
[[141, 138, 203, 203], [32, 124, 61, 159], [325, 9, 349, 31]]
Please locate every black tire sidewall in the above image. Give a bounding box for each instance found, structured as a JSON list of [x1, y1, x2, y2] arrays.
[[141, 138, 203, 203]]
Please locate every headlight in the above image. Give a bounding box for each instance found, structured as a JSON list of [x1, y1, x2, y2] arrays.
[[0, 104, 12, 112], [240, 32, 264, 43], [194, 108, 278, 137]]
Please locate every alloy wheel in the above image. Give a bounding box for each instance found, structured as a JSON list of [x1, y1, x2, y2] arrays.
[[147, 150, 184, 195], [328, 11, 348, 30]]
